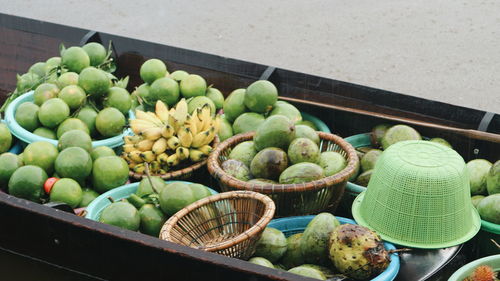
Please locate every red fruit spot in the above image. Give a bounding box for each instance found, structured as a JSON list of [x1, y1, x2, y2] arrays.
[[44, 177, 59, 194]]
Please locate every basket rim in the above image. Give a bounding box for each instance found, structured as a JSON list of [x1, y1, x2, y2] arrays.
[[207, 131, 358, 193], [159, 190, 275, 252], [129, 135, 219, 180]]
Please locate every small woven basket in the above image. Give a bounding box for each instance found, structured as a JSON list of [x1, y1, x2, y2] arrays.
[[159, 190, 275, 259], [207, 132, 358, 217], [129, 136, 219, 180]]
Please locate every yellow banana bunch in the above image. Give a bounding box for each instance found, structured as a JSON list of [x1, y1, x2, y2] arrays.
[[134, 139, 154, 152], [140, 151, 156, 162], [167, 136, 180, 150], [178, 127, 193, 147], [140, 127, 162, 141], [155, 101, 169, 123], [189, 149, 207, 162], [166, 154, 179, 167], [161, 124, 175, 138], [152, 138, 168, 154], [176, 147, 190, 161]]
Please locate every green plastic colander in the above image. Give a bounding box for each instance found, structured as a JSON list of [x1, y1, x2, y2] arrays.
[[352, 140, 481, 249]]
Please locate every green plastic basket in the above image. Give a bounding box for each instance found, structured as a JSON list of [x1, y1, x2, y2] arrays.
[[352, 140, 481, 249], [301, 112, 331, 133], [448, 254, 500, 281]]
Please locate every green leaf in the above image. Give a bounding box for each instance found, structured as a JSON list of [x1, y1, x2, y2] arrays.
[[114, 76, 129, 89]]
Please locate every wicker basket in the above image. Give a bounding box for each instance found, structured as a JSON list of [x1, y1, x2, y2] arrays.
[[207, 132, 358, 217], [159, 190, 275, 259], [129, 136, 219, 180]]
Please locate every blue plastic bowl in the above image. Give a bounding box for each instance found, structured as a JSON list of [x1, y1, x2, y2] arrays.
[[301, 112, 331, 133], [4, 91, 134, 148], [268, 215, 400, 281], [85, 180, 219, 221]]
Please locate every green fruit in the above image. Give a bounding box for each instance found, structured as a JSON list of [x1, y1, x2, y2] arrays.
[[57, 72, 79, 89], [104, 87, 132, 114], [54, 147, 92, 183], [486, 160, 500, 195], [139, 204, 167, 236], [288, 266, 326, 280], [254, 115, 296, 151], [319, 151, 347, 177], [92, 156, 129, 193], [15, 102, 40, 132], [127, 194, 146, 209], [355, 170, 373, 187], [206, 87, 224, 110], [222, 89, 247, 122], [381, 125, 421, 150], [250, 148, 288, 180], [159, 182, 196, 216], [46, 56, 61, 67], [360, 149, 382, 172], [221, 159, 252, 181], [99, 201, 140, 231], [476, 194, 500, 224], [471, 195, 485, 208], [280, 233, 305, 269], [247, 178, 278, 185], [58, 85, 86, 110], [217, 115, 233, 141], [189, 183, 212, 201], [38, 98, 70, 128], [23, 141, 58, 174], [269, 101, 302, 123], [79, 188, 99, 207], [430, 137, 452, 149], [244, 80, 278, 113], [82, 42, 107, 66], [0, 124, 12, 153], [180, 74, 207, 98], [254, 227, 287, 262], [33, 127, 57, 140], [49, 178, 83, 208], [295, 120, 318, 131], [371, 124, 391, 147], [279, 163, 325, 184], [187, 96, 216, 116], [232, 113, 265, 135], [29, 62, 47, 77], [467, 159, 492, 195], [90, 146, 116, 161], [288, 138, 320, 165], [8, 165, 47, 202], [56, 118, 89, 139], [248, 257, 274, 269], [136, 176, 167, 197], [294, 125, 319, 145], [95, 107, 126, 137], [0, 153, 23, 188], [78, 67, 110, 97], [33, 83, 59, 106], [169, 70, 189, 82], [16, 73, 40, 93], [61, 46, 90, 73], [58, 130, 92, 152], [300, 212, 340, 265], [76, 106, 98, 136], [229, 141, 257, 167], [150, 77, 180, 106], [136, 83, 153, 105], [140, 59, 167, 84]]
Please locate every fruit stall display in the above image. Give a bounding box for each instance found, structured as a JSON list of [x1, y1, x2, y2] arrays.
[[0, 14, 499, 281]]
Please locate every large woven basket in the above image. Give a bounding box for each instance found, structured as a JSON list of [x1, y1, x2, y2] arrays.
[[159, 191, 275, 259], [129, 135, 219, 180], [207, 132, 358, 217]]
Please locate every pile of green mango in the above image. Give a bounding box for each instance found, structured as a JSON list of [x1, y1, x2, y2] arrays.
[[469, 159, 500, 224], [221, 115, 347, 185]]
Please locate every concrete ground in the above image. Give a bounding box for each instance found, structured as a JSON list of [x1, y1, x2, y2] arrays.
[[1, 0, 499, 113]]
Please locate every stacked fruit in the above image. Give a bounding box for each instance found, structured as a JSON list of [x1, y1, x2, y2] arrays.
[[123, 99, 219, 175], [0, 123, 12, 153], [5, 42, 131, 141]]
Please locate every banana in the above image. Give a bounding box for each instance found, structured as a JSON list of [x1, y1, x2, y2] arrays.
[[128, 162, 137, 169], [198, 144, 213, 155], [130, 119, 157, 134], [166, 154, 180, 167], [156, 152, 170, 164], [124, 135, 143, 144], [150, 161, 161, 173], [184, 114, 198, 136], [213, 116, 221, 134], [159, 169, 168, 174], [128, 151, 143, 162], [140, 127, 162, 141], [140, 151, 156, 163], [173, 98, 188, 125], [134, 139, 155, 151], [155, 100, 169, 123], [133, 163, 146, 174], [168, 115, 181, 132], [176, 147, 190, 161], [189, 149, 207, 162], [152, 138, 168, 155], [135, 110, 163, 126], [121, 152, 132, 163], [201, 126, 216, 146], [161, 124, 175, 138], [178, 127, 193, 147], [191, 129, 211, 148], [167, 136, 180, 150], [123, 144, 136, 153], [199, 104, 212, 131]]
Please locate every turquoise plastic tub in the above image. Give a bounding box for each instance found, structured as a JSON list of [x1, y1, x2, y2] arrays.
[[85, 180, 219, 221], [268, 215, 400, 281], [448, 254, 500, 281], [343, 133, 371, 204], [4, 91, 134, 148], [301, 112, 331, 133]]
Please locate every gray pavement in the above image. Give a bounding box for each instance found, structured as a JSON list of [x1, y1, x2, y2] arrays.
[[1, 0, 499, 113]]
